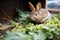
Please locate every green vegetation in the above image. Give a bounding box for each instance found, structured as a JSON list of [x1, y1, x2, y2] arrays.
[[0, 9, 60, 40]]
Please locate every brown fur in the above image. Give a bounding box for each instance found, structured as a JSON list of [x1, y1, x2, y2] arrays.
[[29, 2, 50, 23]]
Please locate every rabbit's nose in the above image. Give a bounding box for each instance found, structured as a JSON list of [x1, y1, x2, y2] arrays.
[[30, 17, 36, 21]]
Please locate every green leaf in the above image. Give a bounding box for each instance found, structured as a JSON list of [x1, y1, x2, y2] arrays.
[[29, 31, 46, 40], [57, 12, 60, 20], [34, 31, 46, 40], [15, 9, 30, 24], [4, 31, 30, 40]]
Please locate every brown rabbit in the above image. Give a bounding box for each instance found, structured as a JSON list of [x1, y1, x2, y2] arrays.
[[29, 2, 51, 23]]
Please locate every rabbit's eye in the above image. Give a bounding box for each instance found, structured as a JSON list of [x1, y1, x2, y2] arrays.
[[36, 13, 37, 16], [35, 12, 38, 16]]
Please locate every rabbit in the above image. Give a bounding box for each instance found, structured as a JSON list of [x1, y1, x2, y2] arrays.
[[28, 2, 51, 23]]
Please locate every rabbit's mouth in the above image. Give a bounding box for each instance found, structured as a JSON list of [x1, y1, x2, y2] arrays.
[[30, 16, 36, 21]]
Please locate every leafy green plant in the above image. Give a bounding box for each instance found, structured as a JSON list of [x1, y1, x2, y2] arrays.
[[4, 31, 30, 40], [15, 9, 30, 24], [3, 10, 60, 40], [4, 22, 60, 40]]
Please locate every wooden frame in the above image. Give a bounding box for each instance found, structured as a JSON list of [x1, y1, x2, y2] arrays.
[[48, 8, 60, 12]]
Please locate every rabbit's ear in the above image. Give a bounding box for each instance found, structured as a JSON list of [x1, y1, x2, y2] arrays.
[[29, 2, 35, 11], [36, 2, 41, 11]]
